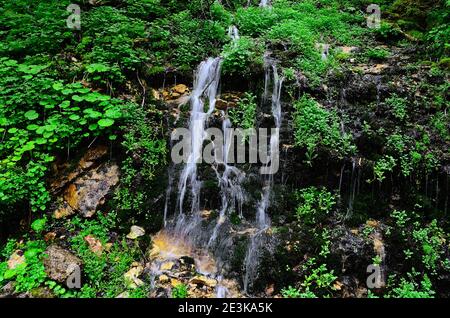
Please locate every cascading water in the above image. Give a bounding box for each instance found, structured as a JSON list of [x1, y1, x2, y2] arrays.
[[177, 57, 222, 218], [259, 0, 271, 8], [243, 57, 283, 293], [228, 25, 240, 43], [208, 25, 246, 248], [161, 46, 283, 296], [208, 114, 246, 247]]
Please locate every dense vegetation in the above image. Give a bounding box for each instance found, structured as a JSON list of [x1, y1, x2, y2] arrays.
[[0, 0, 448, 299]]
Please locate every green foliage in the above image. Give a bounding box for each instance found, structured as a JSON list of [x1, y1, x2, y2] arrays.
[[373, 22, 402, 40], [81, 6, 149, 84], [390, 210, 448, 274], [0, 240, 47, 293], [384, 128, 440, 178], [366, 48, 391, 60], [222, 37, 264, 75], [148, 10, 226, 72], [228, 93, 257, 131], [281, 285, 316, 298], [172, 283, 188, 298], [67, 213, 142, 298], [114, 103, 167, 220], [301, 258, 337, 295], [385, 95, 408, 120], [0, 0, 75, 56], [0, 57, 126, 213], [387, 270, 435, 298], [283, 258, 337, 298], [373, 155, 396, 182], [293, 95, 355, 165], [31, 217, 47, 234], [295, 187, 337, 225]]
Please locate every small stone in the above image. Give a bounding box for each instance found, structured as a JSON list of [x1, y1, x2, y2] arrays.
[[43, 245, 82, 284], [189, 275, 217, 288], [53, 201, 76, 219], [366, 220, 379, 228], [215, 99, 228, 111], [172, 84, 188, 95], [170, 278, 182, 288], [339, 46, 359, 54], [333, 281, 344, 291], [265, 284, 275, 296], [84, 235, 103, 256], [116, 291, 130, 298], [148, 244, 160, 260], [201, 210, 212, 219], [160, 261, 175, 271], [126, 225, 145, 240], [124, 264, 144, 289], [63, 163, 120, 218], [366, 64, 389, 75], [7, 250, 25, 270], [151, 89, 161, 100], [159, 274, 170, 283], [44, 232, 57, 242]]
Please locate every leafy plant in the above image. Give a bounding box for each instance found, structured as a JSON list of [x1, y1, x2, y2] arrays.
[[295, 187, 337, 225], [0, 240, 47, 293], [387, 270, 435, 298], [31, 217, 47, 234], [385, 95, 408, 121], [366, 48, 390, 60], [172, 283, 188, 298], [228, 92, 257, 135], [373, 155, 396, 182], [293, 95, 355, 165], [222, 37, 264, 75]]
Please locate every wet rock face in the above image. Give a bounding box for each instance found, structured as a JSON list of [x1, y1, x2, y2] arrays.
[[62, 163, 119, 218], [50, 145, 109, 193], [215, 92, 242, 111], [51, 146, 120, 219], [43, 245, 81, 284], [146, 231, 242, 298]]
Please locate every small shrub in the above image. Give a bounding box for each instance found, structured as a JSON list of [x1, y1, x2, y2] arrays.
[[172, 284, 188, 298]]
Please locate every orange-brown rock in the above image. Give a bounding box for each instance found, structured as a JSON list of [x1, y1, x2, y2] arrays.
[[84, 235, 103, 256], [55, 162, 119, 218]]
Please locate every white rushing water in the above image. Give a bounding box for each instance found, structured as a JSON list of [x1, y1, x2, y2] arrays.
[[243, 57, 283, 293], [209, 114, 246, 247], [228, 25, 240, 43], [177, 57, 222, 217], [165, 49, 283, 296], [259, 0, 271, 8]]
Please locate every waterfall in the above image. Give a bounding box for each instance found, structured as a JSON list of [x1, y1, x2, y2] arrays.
[[163, 53, 283, 296], [345, 158, 361, 220], [259, 0, 271, 8], [243, 57, 283, 293], [177, 57, 222, 217], [228, 25, 240, 43], [163, 162, 174, 227], [258, 57, 283, 229], [208, 114, 246, 247]]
